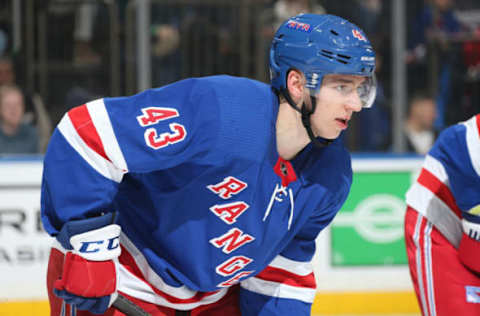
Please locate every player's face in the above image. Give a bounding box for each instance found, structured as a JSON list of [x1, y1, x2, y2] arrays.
[[310, 74, 366, 139]]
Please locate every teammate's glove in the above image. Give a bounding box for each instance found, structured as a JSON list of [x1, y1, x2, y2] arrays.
[[459, 213, 480, 274], [53, 213, 121, 314]]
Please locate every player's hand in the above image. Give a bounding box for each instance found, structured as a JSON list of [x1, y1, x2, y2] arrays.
[[459, 215, 480, 273], [53, 213, 121, 314]]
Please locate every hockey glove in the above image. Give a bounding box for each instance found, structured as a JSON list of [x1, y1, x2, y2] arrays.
[[53, 213, 121, 314], [459, 213, 480, 274]]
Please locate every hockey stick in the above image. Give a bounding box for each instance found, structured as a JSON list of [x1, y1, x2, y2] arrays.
[[113, 294, 152, 316]]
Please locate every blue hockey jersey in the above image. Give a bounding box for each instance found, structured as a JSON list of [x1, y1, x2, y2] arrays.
[[41, 75, 352, 314], [406, 114, 480, 247]]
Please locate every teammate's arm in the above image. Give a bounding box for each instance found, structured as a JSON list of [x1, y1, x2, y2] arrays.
[[438, 115, 480, 274]]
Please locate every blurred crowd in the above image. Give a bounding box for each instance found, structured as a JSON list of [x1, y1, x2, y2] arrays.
[[0, 0, 480, 155]]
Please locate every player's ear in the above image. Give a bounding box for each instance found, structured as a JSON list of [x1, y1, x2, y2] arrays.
[[286, 69, 305, 104]]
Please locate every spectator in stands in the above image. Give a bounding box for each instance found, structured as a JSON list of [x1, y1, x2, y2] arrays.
[[406, 0, 465, 130], [1, 56, 52, 148], [404, 92, 437, 155], [0, 56, 52, 152], [0, 85, 39, 154]]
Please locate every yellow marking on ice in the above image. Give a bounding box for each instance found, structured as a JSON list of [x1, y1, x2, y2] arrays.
[[311, 291, 420, 315], [0, 300, 49, 316]]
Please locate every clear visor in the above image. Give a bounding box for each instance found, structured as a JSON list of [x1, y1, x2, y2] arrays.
[[307, 72, 377, 108], [358, 74, 377, 108]]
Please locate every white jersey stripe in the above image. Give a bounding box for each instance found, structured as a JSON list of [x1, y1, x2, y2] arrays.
[[118, 265, 228, 310], [413, 213, 429, 315], [60, 301, 66, 316], [406, 182, 462, 247], [268, 255, 313, 276], [463, 115, 480, 177], [423, 155, 448, 184], [86, 99, 128, 172], [424, 222, 436, 316], [406, 182, 453, 217], [120, 233, 224, 301], [406, 154, 463, 248], [58, 114, 123, 183], [240, 277, 316, 303]]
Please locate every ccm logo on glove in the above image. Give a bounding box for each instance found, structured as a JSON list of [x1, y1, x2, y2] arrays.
[[70, 224, 121, 261], [76, 236, 119, 253]]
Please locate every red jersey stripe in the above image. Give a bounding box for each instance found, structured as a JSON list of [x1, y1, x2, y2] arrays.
[[254, 266, 316, 289], [68, 105, 110, 162], [417, 168, 462, 219]]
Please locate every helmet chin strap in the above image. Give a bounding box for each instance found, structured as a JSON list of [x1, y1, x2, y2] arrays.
[[280, 88, 334, 148]]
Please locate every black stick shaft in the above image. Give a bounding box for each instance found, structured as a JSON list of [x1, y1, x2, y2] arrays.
[[112, 294, 152, 316]]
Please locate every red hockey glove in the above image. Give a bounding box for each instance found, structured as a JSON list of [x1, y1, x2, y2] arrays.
[[53, 213, 121, 314], [459, 217, 480, 273]]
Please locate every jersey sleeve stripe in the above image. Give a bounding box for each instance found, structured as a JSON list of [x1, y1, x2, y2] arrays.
[[68, 104, 110, 163], [240, 277, 316, 303], [423, 155, 448, 183], [406, 182, 463, 246], [416, 167, 461, 218], [254, 266, 316, 288], [58, 113, 124, 183], [406, 155, 464, 247], [463, 114, 480, 177], [86, 99, 128, 172]]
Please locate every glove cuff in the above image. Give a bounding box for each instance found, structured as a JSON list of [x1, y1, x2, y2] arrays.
[[56, 213, 116, 249], [56, 213, 121, 261], [70, 224, 121, 261]]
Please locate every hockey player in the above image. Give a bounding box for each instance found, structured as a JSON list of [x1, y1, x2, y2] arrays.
[[42, 14, 376, 315], [405, 114, 480, 316]]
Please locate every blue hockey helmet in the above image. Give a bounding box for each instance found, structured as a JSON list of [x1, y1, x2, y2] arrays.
[[270, 14, 377, 108]]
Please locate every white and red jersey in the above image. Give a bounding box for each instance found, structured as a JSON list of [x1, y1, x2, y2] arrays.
[[406, 114, 480, 247]]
